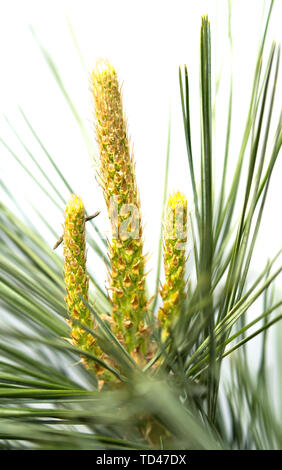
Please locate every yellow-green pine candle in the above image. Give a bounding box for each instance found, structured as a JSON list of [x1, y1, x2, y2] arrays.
[[64, 194, 103, 374], [91, 59, 148, 358], [158, 192, 188, 336]]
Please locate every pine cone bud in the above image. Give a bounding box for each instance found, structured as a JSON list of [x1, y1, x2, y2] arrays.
[[63, 194, 104, 374], [91, 60, 149, 357], [158, 191, 188, 335]]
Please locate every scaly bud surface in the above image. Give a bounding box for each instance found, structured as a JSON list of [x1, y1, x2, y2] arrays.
[[91, 60, 148, 357], [64, 194, 104, 374], [158, 192, 188, 336]]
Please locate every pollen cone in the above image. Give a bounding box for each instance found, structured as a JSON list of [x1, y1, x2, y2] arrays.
[[91, 59, 149, 359], [158, 191, 188, 337], [63, 194, 105, 375]]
